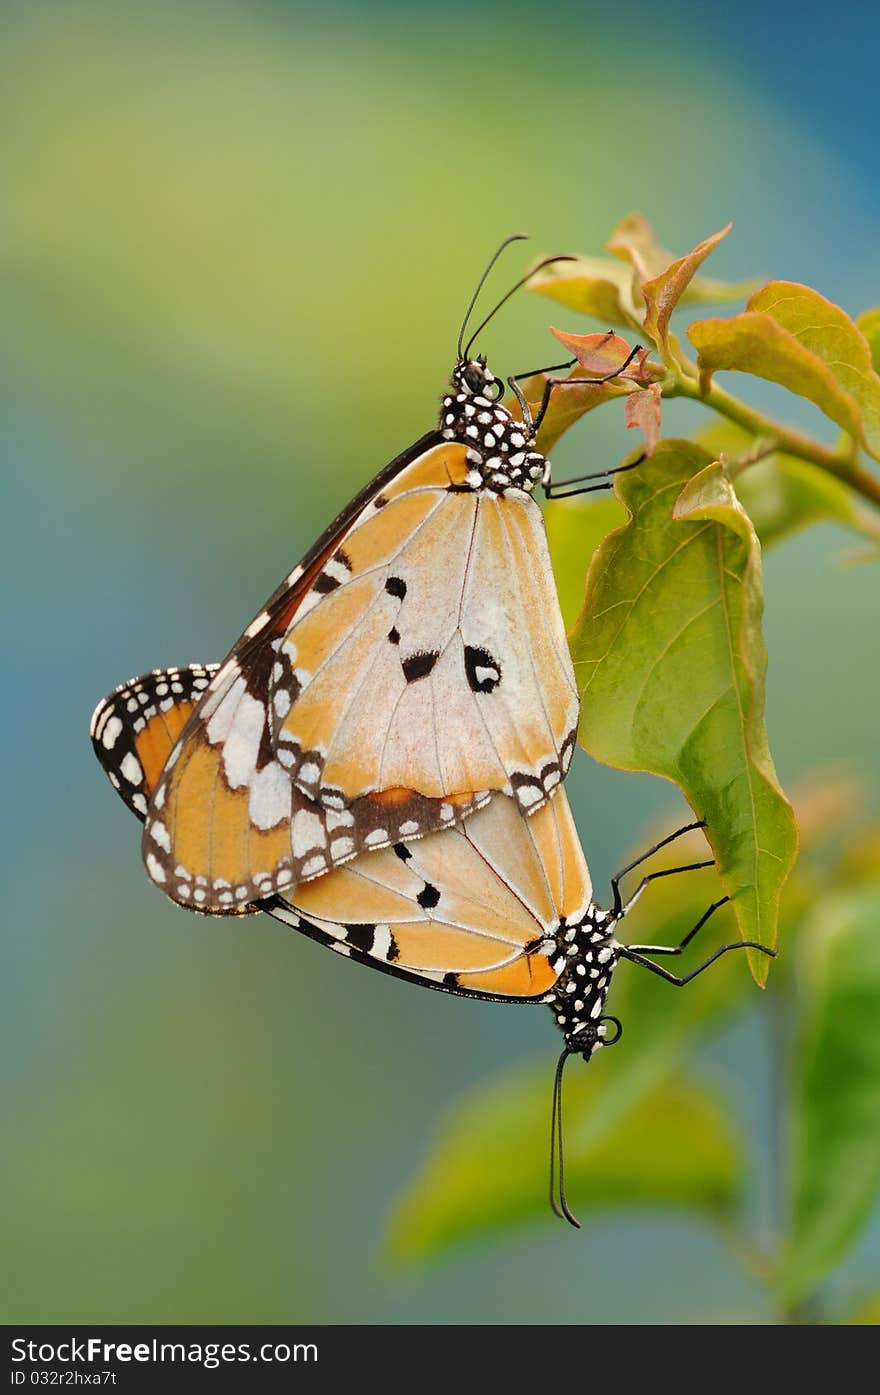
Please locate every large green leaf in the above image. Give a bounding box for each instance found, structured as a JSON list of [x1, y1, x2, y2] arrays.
[[570, 442, 797, 978], [545, 495, 627, 629], [385, 1050, 741, 1266], [783, 886, 880, 1303], [689, 282, 880, 461]]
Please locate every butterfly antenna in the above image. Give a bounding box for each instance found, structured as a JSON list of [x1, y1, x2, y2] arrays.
[[457, 234, 529, 361], [462, 252, 578, 363], [549, 1044, 581, 1229]]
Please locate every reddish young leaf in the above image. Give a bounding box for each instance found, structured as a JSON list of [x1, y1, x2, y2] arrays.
[[607, 217, 739, 364], [624, 383, 663, 455], [550, 328, 655, 383], [640, 224, 733, 360], [527, 218, 752, 336]]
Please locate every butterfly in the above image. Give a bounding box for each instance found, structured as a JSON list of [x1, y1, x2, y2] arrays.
[[91, 662, 775, 1223], [93, 236, 642, 915]]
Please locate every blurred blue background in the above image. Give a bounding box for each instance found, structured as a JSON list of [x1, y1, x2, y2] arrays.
[[2, 0, 878, 1323]]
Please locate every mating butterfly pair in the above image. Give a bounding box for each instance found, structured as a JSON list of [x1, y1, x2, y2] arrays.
[[91, 238, 773, 1225]]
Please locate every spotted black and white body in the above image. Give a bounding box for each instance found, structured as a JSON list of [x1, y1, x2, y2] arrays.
[[546, 906, 622, 1060], [438, 356, 549, 495]]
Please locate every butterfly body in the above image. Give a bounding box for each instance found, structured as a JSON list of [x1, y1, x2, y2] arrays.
[[547, 909, 621, 1060], [438, 357, 548, 494]]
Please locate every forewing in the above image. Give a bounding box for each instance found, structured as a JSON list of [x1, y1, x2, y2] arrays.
[[138, 436, 475, 912], [272, 449, 579, 816]]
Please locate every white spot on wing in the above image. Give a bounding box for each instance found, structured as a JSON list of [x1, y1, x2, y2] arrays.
[[101, 716, 122, 750], [146, 852, 166, 883], [248, 761, 290, 829], [372, 926, 393, 960], [120, 753, 143, 785], [245, 610, 270, 638], [150, 819, 171, 852], [292, 807, 328, 858]]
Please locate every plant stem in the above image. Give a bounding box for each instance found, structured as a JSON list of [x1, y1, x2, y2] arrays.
[[666, 375, 880, 510]]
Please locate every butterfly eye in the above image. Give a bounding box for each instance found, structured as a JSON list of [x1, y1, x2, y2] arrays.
[[463, 362, 487, 393]]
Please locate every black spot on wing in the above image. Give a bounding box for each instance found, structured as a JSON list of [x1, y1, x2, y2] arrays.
[[385, 576, 407, 599], [335, 548, 353, 571], [344, 924, 376, 953], [464, 644, 502, 694], [313, 571, 340, 594], [387, 627, 400, 645], [402, 650, 439, 683], [392, 843, 412, 861], [416, 883, 440, 910]]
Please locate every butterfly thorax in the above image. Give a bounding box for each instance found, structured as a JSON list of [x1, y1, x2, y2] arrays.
[[439, 358, 548, 496], [549, 907, 621, 1060]]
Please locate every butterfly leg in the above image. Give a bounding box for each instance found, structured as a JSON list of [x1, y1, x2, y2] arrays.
[[618, 937, 776, 985], [505, 340, 643, 434], [543, 455, 645, 501], [609, 820, 708, 915], [530, 341, 644, 433], [623, 895, 730, 957]]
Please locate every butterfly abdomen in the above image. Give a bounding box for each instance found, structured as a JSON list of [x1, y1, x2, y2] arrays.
[[550, 910, 620, 1058]]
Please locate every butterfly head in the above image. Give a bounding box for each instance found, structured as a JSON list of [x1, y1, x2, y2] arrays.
[[549, 905, 622, 1061], [450, 354, 502, 401], [440, 358, 548, 496]]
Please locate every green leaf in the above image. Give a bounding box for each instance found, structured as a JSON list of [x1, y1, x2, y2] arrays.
[[385, 1052, 741, 1266], [527, 214, 755, 334], [545, 495, 626, 630], [783, 886, 880, 1303], [695, 419, 880, 549], [529, 253, 641, 331], [689, 282, 880, 461], [858, 308, 880, 373], [570, 442, 798, 979]]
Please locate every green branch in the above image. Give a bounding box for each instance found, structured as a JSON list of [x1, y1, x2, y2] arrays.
[[666, 375, 880, 511]]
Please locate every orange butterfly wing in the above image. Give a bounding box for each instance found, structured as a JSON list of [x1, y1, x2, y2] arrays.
[[270, 443, 578, 814], [137, 437, 490, 912], [270, 787, 593, 1001]]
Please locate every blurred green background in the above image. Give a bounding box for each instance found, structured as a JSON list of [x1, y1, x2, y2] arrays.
[[3, 0, 878, 1323]]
